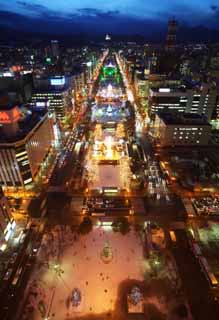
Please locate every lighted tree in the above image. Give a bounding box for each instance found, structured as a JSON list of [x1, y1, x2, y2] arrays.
[[95, 124, 103, 140], [112, 217, 130, 235], [116, 123, 125, 139], [120, 156, 131, 189], [78, 217, 93, 235]]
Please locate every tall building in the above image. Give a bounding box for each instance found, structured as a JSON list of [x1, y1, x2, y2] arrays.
[[154, 112, 211, 147], [0, 104, 54, 188], [0, 187, 15, 245], [134, 71, 149, 110], [149, 83, 217, 121], [51, 40, 59, 58], [165, 19, 178, 51], [74, 71, 87, 95], [211, 91, 219, 129], [31, 89, 71, 121], [0, 71, 33, 103], [31, 75, 74, 121]]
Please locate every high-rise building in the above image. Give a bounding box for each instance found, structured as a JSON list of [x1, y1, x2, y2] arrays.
[[31, 89, 71, 121], [0, 187, 15, 245], [165, 19, 178, 51], [51, 40, 59, 58], [149, 83, 217, 121], [154, 112, 211, 147], [210, 90, 219, 129], [0, 104, 54, 188], [0, 71, 33, 103], [31, 75, 74, 121]]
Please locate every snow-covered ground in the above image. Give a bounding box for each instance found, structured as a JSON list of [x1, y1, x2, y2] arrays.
[[89, 164, 121, 189], [29, 226, 144, 319]]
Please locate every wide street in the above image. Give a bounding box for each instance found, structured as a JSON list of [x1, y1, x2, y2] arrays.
[[46, 52, 186, 224]]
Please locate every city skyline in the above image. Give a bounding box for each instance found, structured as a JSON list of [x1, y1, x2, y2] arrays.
[[1, 3, 219, 320], [0, 0, 219, 38]]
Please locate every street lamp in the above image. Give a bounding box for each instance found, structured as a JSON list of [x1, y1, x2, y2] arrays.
[[154, 259, 160, 266]]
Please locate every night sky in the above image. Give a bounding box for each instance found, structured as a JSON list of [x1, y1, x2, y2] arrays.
[[0, 0, 219, 36]]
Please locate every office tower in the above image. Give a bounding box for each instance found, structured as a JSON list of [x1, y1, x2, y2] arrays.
[[51, 40, 59, 58], [0, 104, 54, 188], [166, 19, 178, 51], [0, 187, 15, 244], [31, 74, 75, 121], [154, 112, 211, 147], [149, 83, 217, 121]]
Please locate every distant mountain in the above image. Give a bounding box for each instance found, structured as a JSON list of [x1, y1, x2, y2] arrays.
[[0, 25, 87, 46], [178, 25, 219, 43], [0, 9, 219, 45]]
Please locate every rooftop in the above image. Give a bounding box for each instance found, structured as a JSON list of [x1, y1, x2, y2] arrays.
[[151, 86, 190, 93], [158, 112, 211, 126], [0, 103, 18, 111], [33, 87, 69, 94], [0, 106, 48, 144]]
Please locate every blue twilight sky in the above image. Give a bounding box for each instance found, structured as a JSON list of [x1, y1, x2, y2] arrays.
[[0, 0, 219, 35]]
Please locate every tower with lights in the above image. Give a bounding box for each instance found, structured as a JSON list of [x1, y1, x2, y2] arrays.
[[165, 19, 178, 51]]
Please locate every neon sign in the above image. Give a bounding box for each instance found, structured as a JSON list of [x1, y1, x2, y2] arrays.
[[0, 107, 21, 124]]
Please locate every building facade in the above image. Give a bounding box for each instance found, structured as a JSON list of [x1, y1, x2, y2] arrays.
[[31, 89, 71, 120], [0, 187, 15, 245], [0, 107, 54, 188], [149, 84, 217, 121], [51, 40, 59, 58], [165, 19, 178, 51], [31, 74, 76, 121], [154, 112, 211, 147]]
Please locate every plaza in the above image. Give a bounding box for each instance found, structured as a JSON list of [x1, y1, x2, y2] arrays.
[[22, 224, 189, 320], [27, 226, 145, 319], [84, 122, 131, 191]]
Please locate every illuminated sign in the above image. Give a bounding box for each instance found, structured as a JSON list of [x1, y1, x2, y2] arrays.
[[0, 107, 21, 124], [11, 65, 23, 72], [22, 70, 32, 75], [0, 112, 10, 123], [36, 102, 46, 108], [3, 72, 13, 77], [159, 88, 171, 93], [24, 178, 32, 185], [50, 77, 65, 86]]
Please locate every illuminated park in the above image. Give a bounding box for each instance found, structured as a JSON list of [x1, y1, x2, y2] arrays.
[[85, 122, 131, 190], [84, 60, 132, 193], [20, 54, 192, 320], [2, 4, 219, 320]]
